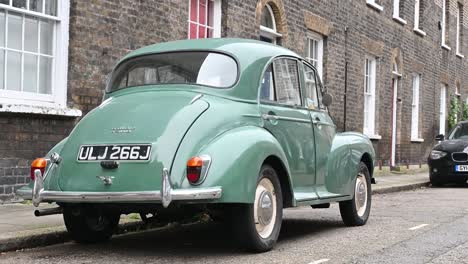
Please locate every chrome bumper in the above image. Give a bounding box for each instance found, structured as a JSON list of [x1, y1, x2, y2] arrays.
[[28, 169, 222, 208]]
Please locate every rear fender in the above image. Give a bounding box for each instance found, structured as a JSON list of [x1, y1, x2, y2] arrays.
[[181, 126, 293, 204]]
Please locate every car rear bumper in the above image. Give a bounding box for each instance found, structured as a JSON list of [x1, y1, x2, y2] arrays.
[[19, 169, 222, 207]]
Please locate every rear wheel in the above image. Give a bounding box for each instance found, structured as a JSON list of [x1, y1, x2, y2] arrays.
[[63, 206, 120, 244], [339, 162, 372, 226], [230, 164, 283, 252]]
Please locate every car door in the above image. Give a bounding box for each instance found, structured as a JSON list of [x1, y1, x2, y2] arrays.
[[259, 57, 318, 201], [302, 62, 339, 198]]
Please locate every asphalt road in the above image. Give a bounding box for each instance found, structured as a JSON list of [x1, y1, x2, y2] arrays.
[[1, 186, 468, 264]]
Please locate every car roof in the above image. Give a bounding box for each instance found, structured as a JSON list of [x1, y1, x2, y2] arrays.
[[114, 38, 302, 101], [122, 38, 299, 62]]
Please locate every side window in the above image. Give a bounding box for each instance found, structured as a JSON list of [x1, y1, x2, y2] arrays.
[[303, 63, 322, 109], [260, 64, 275, 101], [272, 59, 301, 106]]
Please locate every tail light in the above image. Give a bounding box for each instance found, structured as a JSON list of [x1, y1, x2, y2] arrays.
[[186, 155, 211, 185], [30, 158, 47, 180]]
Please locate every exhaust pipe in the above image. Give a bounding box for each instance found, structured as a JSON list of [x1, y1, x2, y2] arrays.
[[34, 207, 63, 217]]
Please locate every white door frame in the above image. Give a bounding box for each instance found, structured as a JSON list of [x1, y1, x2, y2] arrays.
[[440, 85, 447, 135], [391, 78, 398, 167]]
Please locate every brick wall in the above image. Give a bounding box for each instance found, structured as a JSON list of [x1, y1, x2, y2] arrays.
[[0, 115, 75, 201], [222, 0, 468, 166]]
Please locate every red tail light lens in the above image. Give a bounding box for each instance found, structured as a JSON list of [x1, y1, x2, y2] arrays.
[[30, 158, 47, 180], [186, 155, 211, 185]]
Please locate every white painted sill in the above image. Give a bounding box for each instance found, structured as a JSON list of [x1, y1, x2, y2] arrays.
[[411, 138, 424, 143], [442, 44, 451, 51], [0, 104, 82, 117], [366, 134, 382, 140], [393, 16, 407, 25], [413, 28, 426, 37], [456, 53, 465, 58], [366, 2, 383, 12]]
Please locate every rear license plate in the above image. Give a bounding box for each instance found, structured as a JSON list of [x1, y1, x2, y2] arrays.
[[78, 145, 151, 161], [455, 165, 468, 172]]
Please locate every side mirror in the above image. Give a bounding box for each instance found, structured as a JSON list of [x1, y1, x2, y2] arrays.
[[435, 134, 444, 141], [322, 93, 333, 107]]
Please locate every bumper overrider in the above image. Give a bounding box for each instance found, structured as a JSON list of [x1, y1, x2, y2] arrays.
[[22, 168, 222, 208]]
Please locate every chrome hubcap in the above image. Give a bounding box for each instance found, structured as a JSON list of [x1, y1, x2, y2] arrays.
[[355, 173, 368, 217], [258, 191, 273, 226], [254, 178, 277, 239]]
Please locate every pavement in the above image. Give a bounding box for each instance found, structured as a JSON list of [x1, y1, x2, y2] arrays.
[[0, 171, 430, 253]]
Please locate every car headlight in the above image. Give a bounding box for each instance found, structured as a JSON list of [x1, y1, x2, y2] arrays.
[[430, 150, 447, 160]]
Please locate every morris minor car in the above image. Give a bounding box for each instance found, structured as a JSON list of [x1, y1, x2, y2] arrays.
[[18, 38, 375, 252]]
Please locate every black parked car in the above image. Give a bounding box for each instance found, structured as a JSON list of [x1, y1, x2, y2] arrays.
[[428, 121, 468, 186]]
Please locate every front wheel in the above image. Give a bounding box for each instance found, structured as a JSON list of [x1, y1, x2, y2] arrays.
[[63, 206, 120, 244], [230, 164, 283, 252], [339, 162, 372, 226]]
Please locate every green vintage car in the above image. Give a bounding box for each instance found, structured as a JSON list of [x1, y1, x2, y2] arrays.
[[18, 38, 375, 252]]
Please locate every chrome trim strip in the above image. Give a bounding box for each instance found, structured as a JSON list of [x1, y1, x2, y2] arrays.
[[312, 120, 336, 127], [190, 94, 203, 104], [242, 114, 262, 118], [262, 114, 310, 123], [277, 116, 310, 123]]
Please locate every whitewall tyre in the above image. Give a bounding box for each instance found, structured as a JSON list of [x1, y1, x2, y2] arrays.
[[339, 162, 372, 226], [231, 164, 283, 252]]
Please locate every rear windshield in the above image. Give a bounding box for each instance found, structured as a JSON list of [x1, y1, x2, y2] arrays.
[[107, 52, 238, 92]]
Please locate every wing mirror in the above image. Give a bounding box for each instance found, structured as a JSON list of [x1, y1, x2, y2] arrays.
[[435, 134, 444, 141], [322, 93, 333, 107]]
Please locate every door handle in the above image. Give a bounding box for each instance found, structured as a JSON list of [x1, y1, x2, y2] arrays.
[[312, 117, 321, 124], [262, 114, 279, 121]]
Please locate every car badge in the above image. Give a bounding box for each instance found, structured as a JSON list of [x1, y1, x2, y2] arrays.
[[111, 126, 136, 134], [96, 176, 114, 185]]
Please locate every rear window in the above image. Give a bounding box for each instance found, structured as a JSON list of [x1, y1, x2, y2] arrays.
[[107, 52, 238, 92]]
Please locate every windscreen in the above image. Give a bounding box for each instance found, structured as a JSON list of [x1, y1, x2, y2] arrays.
[[107, 52, 238, 92], [449, 124, 468, 140]]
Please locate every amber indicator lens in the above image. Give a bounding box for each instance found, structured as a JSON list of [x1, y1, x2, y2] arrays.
[[30, 158, 47, 180], [187, 157, 204, 184]]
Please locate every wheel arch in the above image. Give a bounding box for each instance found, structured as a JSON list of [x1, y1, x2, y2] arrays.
[[263, 155, 294, 208], [361, 152, 374, 178]]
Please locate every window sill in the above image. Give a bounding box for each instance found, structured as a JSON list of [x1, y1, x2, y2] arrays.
[[442, 44, 451, 51], [413, 28, 426, 37], [411, 138, 424, 143], [393, 16, 407, 25], [365, 134, 382, 140], [0, 104, 82, 117], [366, 2, 383, 12], [456, 53, 465, 58]]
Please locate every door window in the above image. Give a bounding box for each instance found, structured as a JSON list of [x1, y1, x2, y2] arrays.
[[303, 63, 322, 109], [272, 58, 301, 106]]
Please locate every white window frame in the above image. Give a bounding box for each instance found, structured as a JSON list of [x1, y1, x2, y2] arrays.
[[366, 0, 384, 12], [440, 84, 447, 135], [363, 57, 380, 139], [456, 3, 464, 57], [411, 74, 423, 142], [306, 32, 323, 79], [393, 0, 408, 24], [0, 0, 75, 115], [441, 0, 451, 50], [187, 0, 222, 39], [260, 3, 282, 44], [413, 0, 426, 36]]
